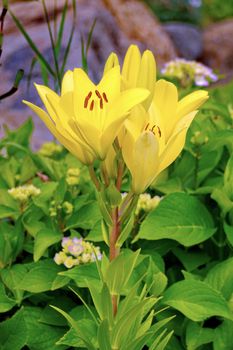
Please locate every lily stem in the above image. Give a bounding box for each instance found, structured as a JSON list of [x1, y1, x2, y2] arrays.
[[88, 165, 101, 191], [109, 207, 120, 316]]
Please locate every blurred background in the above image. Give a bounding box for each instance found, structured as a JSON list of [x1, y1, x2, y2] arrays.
[[1, 0, 233, 148]]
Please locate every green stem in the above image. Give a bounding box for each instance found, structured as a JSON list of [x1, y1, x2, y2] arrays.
[[109, 207, 120, 316], [88, 165, 100, 191]]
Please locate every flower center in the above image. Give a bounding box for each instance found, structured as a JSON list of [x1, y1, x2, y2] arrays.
[[83, 90, 108, 111], [145, 123, 161, 137]]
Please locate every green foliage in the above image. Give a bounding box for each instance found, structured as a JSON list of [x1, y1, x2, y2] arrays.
[[144, 0, 201, 24], [202, 0, 233, 23], [1, 79, 233, 348], [53, 250, 172, 350]]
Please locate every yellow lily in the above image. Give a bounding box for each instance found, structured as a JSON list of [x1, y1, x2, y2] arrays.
[[121, 79, 209, 194], [23, 66, 149, 162], [104, 44, 156, 110]]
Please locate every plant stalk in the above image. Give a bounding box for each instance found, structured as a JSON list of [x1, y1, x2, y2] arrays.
[[109, 207, 120, 316]]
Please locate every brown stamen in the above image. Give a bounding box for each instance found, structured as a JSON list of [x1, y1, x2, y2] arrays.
[[151, 125, 156, 134], [84, 91, 92, 108], [95, 90, 102, 99], [157, 126, 161, 137], [103, 92, 108, 103], [145, 123, 149, 131], [90, 100, 94, 111], [100, 98, 103, 109]]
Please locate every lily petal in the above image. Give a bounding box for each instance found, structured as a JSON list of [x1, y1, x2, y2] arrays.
[[22, 101, 94, 164], [153, 79, 178, 140], [61, 70, 74, 96], [122, 45, 141, 89], [158, 111, 197, 173], [108, 88, 150, 128], [177, 90, 209, 119], [103, 52, 119, 75], [34, 83, 60, 124], [131, 132, 159, 194], [137, 50, 156, 110], [98, 66, 121, 103]]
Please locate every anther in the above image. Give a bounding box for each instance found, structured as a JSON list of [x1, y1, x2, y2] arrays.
[[100, 99, 103, 109], [102, 92, 108, 103], [84, 91, 92, 108], [157, 126, 161, 137], [145, 123, 149, 131], [95, 90, 102, 99], [90, 100, 94, 111]]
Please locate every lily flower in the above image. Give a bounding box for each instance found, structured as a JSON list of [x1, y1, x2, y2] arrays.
[[104, 44, 156, 110], [23, 66, 149, 162], [121, 79, 209, 194]]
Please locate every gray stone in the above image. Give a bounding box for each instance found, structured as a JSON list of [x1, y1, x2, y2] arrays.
[[163, 22, 203, 60]]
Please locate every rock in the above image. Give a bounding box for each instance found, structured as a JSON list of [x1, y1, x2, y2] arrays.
[[163, 22, 203, 60], [202, 19, 233, 75], [1, 0, 176, 148], [102, 0, 177, 66]]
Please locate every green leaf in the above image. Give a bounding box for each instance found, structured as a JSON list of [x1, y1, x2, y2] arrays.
[[205, 258, 233, 300], [18, 260, 67, 292], [56, 327, 85, 348], [53, 177, 67, 203], [0, 189, 19, 210], [98, 319, 112, 350], [87, 220, 103, 242], [59, 263, 100, 288], [19, 155, 37, 183], [136, 193, 216, 246], [22, 206, 45, 237], [224, 221, 233, 247], [105, 250, 140, 294], [9, 11, 55, 77], [214, 320, 233, 350], [33, 229, 62, 262], [211, 188, 233, 215], [203, 130, 233, 153], [197, 149, 222, 185], [24, 307, 65, 350], [150, 329, 174, 350], [224, 153, 233, 200], [186, 321, 214, 350], [172, 247, 210, 271], [162, 280, 233, 321], [66, 201, 101, 230], [112, 298, 157, 349], [51, 306, 97, 350], [116, 214, 134, 248], [151, 272, 168, 297], [0, 221, 24, 267], [0, 307, 27, 350], [0, 281, 16, 313], [1, 264, 29, 303], [0, 205, 18, 219]]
